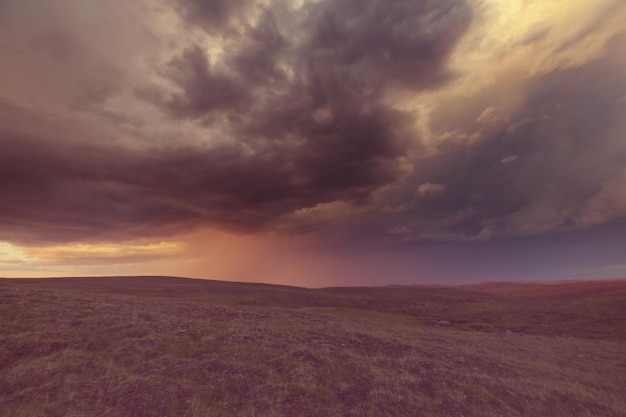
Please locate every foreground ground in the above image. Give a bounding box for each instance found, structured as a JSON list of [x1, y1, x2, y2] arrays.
[[1, 277, 625, 417]]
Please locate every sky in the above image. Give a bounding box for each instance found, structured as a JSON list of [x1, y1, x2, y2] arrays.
[[0, 0, 625, 287]]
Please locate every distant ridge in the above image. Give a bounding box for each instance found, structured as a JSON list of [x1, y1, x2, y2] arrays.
[[463, 278, 626, 297], [3, 275, 626, 296]]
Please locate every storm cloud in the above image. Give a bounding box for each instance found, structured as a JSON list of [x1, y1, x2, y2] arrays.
[[0, 0, 625, 283], [0, 0, 472, 244], [381, 31, 626, 243]]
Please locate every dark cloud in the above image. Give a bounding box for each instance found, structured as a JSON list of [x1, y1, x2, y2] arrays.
[[142, 0, 473, 116], [171, 0, 253, 33], [139, 44, 251, 118], [0, 106, 402, 244], [0, 0, 474, 245], [381, 33, 626, 242], [229, 10, 287, 84], [301, 0, 472, 90]]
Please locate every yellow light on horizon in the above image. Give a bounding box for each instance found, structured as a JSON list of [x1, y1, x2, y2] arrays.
[[0, 242, 37, 264], [24, 241, 184, 263]]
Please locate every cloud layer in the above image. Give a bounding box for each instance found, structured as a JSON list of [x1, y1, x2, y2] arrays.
[[0, 0, 625, 282], [0, 0, 473, 244]]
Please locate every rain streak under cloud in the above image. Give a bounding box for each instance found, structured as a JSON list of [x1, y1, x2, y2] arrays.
[[0, 0, 625, 286]]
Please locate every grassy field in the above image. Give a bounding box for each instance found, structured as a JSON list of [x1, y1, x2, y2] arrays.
[[1, 277, 625, 417]]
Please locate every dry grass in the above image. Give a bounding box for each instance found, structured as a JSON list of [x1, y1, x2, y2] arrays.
[[1, 277, 625, 417]]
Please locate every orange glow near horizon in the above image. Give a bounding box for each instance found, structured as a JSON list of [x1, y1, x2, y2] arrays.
[[1, 232, 432, 288]]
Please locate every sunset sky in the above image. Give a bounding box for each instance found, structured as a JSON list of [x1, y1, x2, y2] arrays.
[[1, 0, 625, 287]]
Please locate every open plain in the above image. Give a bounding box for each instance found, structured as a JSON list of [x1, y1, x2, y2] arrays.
[[1, 277, 625, 417]]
